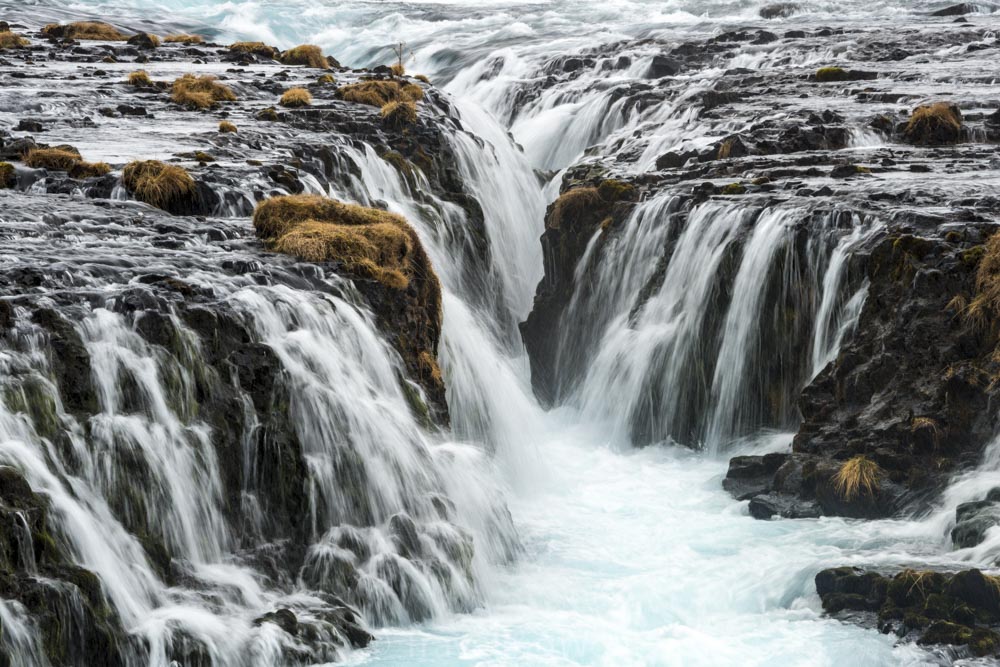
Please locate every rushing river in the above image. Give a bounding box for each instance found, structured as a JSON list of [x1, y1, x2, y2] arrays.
[[2, 0, 999, 665]]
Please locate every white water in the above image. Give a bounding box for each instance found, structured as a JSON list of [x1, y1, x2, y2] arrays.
[[2, 1, 1000, 666]]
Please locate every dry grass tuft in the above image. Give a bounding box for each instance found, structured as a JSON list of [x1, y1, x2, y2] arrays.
[[218, 120, 237, 134], [122, 160, 196, 211], [43, 21, 126, 41], [24, 148, 81, 171], [903, 102, 963, 146], [127, 70, 152, 87], [414, 74, 430, 84], [253, 194, 431, 290], [163, 33, 204, 44], [279, 88, 312, 108], [24, 148, 109, 179], [229, 41, 278, 59], [317, 74, 336, 85], [390, 63, 406, 77], [832, 456, 882, 501], [171, 74, 236, 110], [0, 162, 14, 188], [401, 83, 424, 101], [279, 44, 329, 69], [337, 80, 415, 108], [380, 100, 417, 129], [0, 31, 28, 49]]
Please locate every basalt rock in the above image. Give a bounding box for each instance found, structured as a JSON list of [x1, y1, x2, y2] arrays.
[[816, 567, 1000, 656]]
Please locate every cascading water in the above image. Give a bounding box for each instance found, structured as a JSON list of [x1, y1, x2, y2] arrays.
[[3, 0, 1000, 665]]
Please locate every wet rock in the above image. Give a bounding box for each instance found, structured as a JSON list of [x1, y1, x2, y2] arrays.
[[15, 119, 43, 133], [126, 32, 159, 49], [647, 55, 682, 78], [254, 608, 299, 635], [816, 567, 1000, 656], [760, 2, 800, 18], [930, 3, 980, 16], [952, 494, 1000, 548]]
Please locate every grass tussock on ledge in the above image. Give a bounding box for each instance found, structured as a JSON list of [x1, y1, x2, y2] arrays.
[[127, 70, 152, 87], [815, 66, 846, 82], [832, 456, 882, 501], [122, 160, 196, 211], [279, 88, 312, 108], [337, 80, 422, 108], [548, 179, 636, 230], [0, 31, 28, 49], [228, 41, 278, 59], [390, 63, 406, 77], [903, 102, 963, 146], [23, 148, 110, 179], [164, 33, 204, 44], [252, 194, 434, 291], [218, 121, 237, 134], [279, 44, 329, 69], [171, 74, 236, 110], [42, 22, 126, 41], [380, 100, 417, 129]]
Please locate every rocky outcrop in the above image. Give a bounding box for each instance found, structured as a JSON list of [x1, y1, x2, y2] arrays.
[[816, 567, 1000, 656]]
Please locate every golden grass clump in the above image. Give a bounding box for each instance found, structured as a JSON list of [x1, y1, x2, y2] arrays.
[[43, 21, 126, 41], [279, 88, 312, 108], [252, 194, 430, 290], [380, 100, 417, 129], [414, 74, 430, 84], [122, 160, 196, 211], [832, 456, 882, 501], [127, 70, 152, 86], [337, 80, 412, 108], [903, 102, 963, 146], [0, 31, 28, 49], [24, 148, 81, 171], [279, 44, 329, 69], [401, 83, 424, 101], [170, 74, 236, 110], [219, 120, 237, 134], [24, 148, 109, 179], [317, 74, 336, 85], [228, 41, 278, 59], [164, 33, 204, 44], [390, 63, 405, 77]]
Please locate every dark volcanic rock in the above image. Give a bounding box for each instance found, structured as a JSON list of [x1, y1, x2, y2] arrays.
[[816, 567, 1000, 656]]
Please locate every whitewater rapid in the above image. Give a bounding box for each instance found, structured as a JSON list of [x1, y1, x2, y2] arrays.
[[3, 0, 1000, 665]]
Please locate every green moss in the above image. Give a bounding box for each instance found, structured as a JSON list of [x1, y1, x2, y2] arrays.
[[816, 66, 847, 82], [945, 230, 964, 243], [920, 620, 973, 645], [257, 107, 279, 122], [961, 245, 986, 267], [721, 183, 746, 195]]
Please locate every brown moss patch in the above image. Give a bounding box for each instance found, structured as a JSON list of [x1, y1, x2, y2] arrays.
[[218, 121, 237, 134], [163, 34, 204, 44], [42, 22, 126, 41], [317, 74, 336, 85], [122, 160, 196, 212], [549, 179, 637, 230], [279, 88, 312, 108], [0, 162, 15, 188], [0, 31, 28, 49], [401, 83, 424, 101], [252, 194, 437, 292], [380, 100, 417, 129], [279, 44, 329, 69], [171, 74, 236, 110], [229, 41, 278, 59]]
